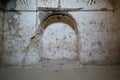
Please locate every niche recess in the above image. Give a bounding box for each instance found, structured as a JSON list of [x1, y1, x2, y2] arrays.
[[39, 12, 80, 60]]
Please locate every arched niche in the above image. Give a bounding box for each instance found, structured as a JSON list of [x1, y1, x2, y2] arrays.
[[42, 22, 77, 60], [38, 12, 80, 61]]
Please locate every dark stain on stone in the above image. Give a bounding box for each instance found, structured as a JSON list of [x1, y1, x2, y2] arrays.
[[89, 53, 92, 56], [26, 47, 29, 49], [97, 31, 100, 33], [52, 17, 55, 18], [5, 0, 17, 10], [90, 22, 92, 24], [106, 57, 109, 60], [90, 0, 94, 5], [56, 38, 58, 41], [17, 23, 20, 25], [57, 16, 61, 19], [90, 20, 96, 24], [100, 8, 108, 11], [57, 46, 60, 49], [0, 0, 10, 8], [59, 63, 64, 65], [94, 0, 96, 4], [31, 36, 35, 39], [98, 41, 102, 47]]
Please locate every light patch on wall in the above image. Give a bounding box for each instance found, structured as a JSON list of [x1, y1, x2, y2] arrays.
[[42, 22, 77, 60]]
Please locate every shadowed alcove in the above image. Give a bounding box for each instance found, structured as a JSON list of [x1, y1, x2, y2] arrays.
[[39, 12, 80, 61]]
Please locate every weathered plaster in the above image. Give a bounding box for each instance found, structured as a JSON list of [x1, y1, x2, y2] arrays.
[[42, 23, 77, 60], [110, 0, 120, 9], [1, 0, 120, 66], [0, 10, 4, 65], [70, 11, 120, 65], [61, 0, 113, 10], [3, 12, 39, 65], [37, 0, 58, 8]]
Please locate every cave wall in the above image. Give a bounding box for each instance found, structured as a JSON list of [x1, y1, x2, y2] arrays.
[[0, 9, 4, 65], [110, 0, 120, 9], [1, 0, 120, 65]]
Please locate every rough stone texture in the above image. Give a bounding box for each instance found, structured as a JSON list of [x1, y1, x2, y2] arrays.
[[42, 23, 77, 60], [37, 0, 113, 10], [37, 0, 58, 8], [0, 0, 120, 65], [3, 12, 39, 65], [61, 0, 113, 9], [110, 0, 120, 8], [70, 11, 120, 65], [0, 61, 120, 80], [116, 12, 120, 58], [0, 10, 4, 65], [15, 0, 36, 10]]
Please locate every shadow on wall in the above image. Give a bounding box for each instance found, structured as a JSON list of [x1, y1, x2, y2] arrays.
[[0, 0, 10, 8], [108, 0, 120, 8], [0, 0, 17, 10]]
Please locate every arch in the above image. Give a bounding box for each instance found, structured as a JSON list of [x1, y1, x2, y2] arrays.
[[40, 12, 79, 35], [39, 12, 80, 61]]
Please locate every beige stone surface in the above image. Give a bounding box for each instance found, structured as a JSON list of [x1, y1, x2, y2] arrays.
[[0, 61, 120, 80]]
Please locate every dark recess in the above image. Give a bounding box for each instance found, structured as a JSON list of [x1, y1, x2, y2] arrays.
[[0, 0, 17, 11], [0, 0, 10, 7]]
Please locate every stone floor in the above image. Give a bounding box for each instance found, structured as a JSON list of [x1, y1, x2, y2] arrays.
[[0, 60, 120, 80]]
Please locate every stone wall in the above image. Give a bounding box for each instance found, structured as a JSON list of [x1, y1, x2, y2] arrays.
[[1, 0, 120, 66], [0, 9, 4, 65], [110, 0, 120, 9]]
